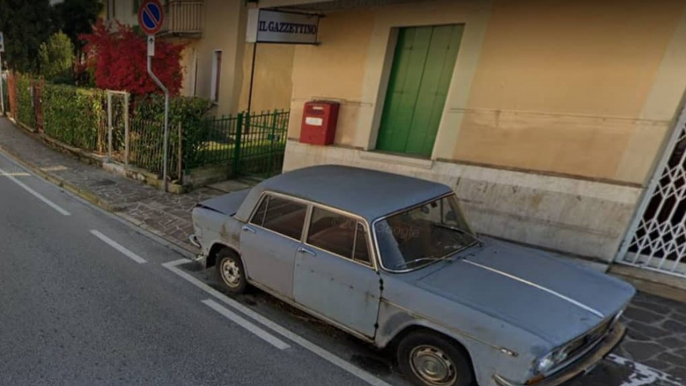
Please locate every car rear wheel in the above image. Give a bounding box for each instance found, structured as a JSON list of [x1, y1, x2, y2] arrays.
[[397, 330, 474, 386], [216, 250, 247, 294]]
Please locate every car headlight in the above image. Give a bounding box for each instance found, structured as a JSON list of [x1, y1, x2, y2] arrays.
[[535, 353, 557, 374], [535, 347, 571, 374]]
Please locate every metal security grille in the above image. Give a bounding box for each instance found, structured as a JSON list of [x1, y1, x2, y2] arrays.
[[618, 106, 686, 278]]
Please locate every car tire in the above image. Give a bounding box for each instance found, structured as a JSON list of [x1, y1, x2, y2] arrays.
[[397, 330, 474, 386], [216, 249, 248, 294]]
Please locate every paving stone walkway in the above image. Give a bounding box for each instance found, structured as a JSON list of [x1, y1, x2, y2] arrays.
[[616, 291, 686, 381], [1, 116, 685, 384]]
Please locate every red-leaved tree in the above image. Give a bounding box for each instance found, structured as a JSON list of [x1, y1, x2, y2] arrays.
[[80, 20, 185, 95]]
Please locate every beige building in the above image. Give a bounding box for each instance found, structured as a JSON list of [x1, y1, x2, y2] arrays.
[[245, 0, 686, 289], [103, 0, 295, 115]]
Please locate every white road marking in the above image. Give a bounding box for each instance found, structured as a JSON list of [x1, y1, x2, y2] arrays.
[[202, 299, 291, 350], [607, 354, 683, 386], [90, 230, 147, 264], [163, 259, 392, 386], [0, 172, 30, 176], [0, 165, 71, 216]]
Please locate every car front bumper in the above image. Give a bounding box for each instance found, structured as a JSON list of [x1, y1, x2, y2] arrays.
[[189, 234, 202, 248], [493, 323, 627, 386]]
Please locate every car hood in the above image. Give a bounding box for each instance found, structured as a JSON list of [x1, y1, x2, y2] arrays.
[[197, 189, 250, 216], [412, 238, 635, 345]]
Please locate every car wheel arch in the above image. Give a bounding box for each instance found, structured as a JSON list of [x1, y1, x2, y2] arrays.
[[385, 322, 475, 366], [207, 242, 241, 268]]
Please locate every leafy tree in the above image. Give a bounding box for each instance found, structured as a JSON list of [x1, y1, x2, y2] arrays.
[[38, 32, 75, 82], [52, 0, 101, 55], [81, 20, 185, 96], [0, 0, 56, 73]]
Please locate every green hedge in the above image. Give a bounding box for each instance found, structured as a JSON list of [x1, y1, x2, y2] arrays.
[[42, 84, 106, 151], [15, 75, 36, 129]]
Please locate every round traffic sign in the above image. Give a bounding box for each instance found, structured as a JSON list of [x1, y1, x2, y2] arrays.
[[138, 0, 165, 36]]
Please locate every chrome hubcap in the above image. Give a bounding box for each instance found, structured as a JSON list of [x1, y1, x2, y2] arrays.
[[221, 259, 241, 288], [409, 345, 456, 385]]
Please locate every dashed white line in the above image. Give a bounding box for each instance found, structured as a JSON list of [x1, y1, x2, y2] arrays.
[[90, 230, 147, 264], [202, 299, 291, 350], [0, 165, 71, 216], [162, 259, 392, 386]]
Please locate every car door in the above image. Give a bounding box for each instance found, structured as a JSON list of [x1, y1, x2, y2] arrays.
[[293, 206, 381, 338], [241, 193, 307, 299]]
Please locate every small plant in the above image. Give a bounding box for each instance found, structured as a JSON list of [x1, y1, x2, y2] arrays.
[[38, 32, 75, 83], [80, 19, 185, 95]]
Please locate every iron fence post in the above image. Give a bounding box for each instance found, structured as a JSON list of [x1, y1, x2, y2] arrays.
[[268, 110, 278, 177], [107, 92, 113, 157], [177, 122, 183, 182], [124, 92, 130, 166], [233, 112, 244, 178], [0, 51, 4, 116]]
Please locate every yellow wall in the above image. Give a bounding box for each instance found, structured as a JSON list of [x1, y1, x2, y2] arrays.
[[190, 0, 246, 115], [286, 0, 686, 185], [289, 10, 376, 145], [455, 0, 686, 184], [237, 43, 295, 113]]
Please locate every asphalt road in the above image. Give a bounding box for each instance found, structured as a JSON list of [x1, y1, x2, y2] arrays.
[[0, 148, 682, 386], [0, 151, 372, 386]]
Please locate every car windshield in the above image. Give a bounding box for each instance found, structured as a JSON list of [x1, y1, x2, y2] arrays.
[[374, 194, 478, 271]]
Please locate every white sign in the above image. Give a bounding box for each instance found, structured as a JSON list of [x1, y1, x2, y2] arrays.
[[247, 9, 319, 44], [305, 117, 323, 126], [0, 32, 4, 53], [147, 35, 155, 57]]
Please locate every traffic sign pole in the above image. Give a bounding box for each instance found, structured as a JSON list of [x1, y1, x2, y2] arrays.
[[139, 0, 169, 192], [147, 44, 170, 193]]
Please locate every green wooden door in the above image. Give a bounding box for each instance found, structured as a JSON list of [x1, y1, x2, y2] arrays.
[[376, 25, 464, 157]]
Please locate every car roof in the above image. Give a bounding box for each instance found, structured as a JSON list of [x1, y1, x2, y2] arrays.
[[235, 165, 453, 223]]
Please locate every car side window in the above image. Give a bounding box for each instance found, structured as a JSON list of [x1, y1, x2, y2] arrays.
[[307, 207, 371, 266], [251, 195, 307, 240]]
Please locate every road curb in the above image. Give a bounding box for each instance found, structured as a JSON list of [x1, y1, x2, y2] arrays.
[[0, 136, 198, 257]]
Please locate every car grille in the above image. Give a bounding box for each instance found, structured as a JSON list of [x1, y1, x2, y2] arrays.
[[565, 317, 614, 359]]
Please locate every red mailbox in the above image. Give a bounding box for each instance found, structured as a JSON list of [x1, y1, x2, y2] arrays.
[[300, 101, 340, 145]]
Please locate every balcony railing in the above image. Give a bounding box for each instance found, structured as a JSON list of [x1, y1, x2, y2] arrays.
[[160, 0, 204, 37]]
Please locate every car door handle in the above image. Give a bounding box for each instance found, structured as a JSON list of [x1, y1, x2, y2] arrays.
[[298, 247, 316, 257], [242, 225, 256, 234]]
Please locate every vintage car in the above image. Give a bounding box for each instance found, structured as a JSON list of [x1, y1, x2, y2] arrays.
[[189, 165, 635, 386]]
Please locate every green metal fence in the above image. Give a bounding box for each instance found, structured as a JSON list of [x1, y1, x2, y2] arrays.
[[129, 119, 182, 180], [237, 111, 289, 178], [185, 110, 289, 179]]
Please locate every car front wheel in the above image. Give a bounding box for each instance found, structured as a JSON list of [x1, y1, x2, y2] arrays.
[[397, 330, 474, 386], [216, 249, 247, 294]]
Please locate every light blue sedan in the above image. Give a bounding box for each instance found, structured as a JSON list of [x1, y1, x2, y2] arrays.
[[190, 165, 634, 386]]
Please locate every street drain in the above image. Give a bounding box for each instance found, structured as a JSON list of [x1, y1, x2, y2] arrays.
[[350, 354, 392, 376]]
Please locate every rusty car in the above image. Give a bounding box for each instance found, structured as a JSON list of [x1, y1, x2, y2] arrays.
[[189, 165, 635, 386]]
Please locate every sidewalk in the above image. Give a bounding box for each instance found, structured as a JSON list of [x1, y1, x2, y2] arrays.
[[1, 116, 686, 382], [0, 117, 222, 252]]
